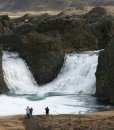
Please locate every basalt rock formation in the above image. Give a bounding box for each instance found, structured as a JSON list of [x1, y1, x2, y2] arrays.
[[12, 7, 111, 53], [0, 15, 12, 36], [95, 17, 114, 103], [0, 45, 9, 93], [0, 15, 12, 94], [96, 36, 114, 103], [0, 7, 114, 93], [1, 33, 65, 85], [31, 7, 111, 52], [0, 14, 65, 86]]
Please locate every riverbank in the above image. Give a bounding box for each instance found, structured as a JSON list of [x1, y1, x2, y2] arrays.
[[0, 115, 24, 130], [0, 110, 114, 130]]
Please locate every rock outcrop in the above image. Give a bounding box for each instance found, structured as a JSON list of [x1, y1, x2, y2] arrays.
[[0, 45, 9, 94], [0, 15, 12, 36], [30, 7, 110, 52], [95, 19, 114, 103], [0, 15, 11, 94], [0, 14, 64, 86], [1, 33, 64, 85], [86, 7, 107, 18], [11, 7, 111, 53], [96, 37, 114, 103]]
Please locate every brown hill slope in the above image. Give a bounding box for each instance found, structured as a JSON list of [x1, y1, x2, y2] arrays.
[[0, 0, 114, 11]]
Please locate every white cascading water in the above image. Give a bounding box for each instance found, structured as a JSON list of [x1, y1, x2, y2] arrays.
[[2, 51, 99, 95], [1, 50, 112, 116], [40, 51, 98, 95], [2, 51, 38, 94]]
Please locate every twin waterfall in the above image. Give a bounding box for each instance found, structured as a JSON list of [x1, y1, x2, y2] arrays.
[[2, 51, 99, 96]]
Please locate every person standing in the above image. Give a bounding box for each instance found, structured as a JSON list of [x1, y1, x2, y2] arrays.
[[26, 106, 30, 119], [45, 107, 49, 115], [30, 107, 33, 117]]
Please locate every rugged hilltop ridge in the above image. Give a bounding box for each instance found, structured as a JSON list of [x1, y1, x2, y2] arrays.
[[0, 7, 114, 103], [0, 0, 114, 11]]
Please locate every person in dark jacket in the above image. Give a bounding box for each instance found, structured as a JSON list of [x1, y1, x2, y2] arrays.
[[30, 107, 33, 117], [45, 107, 49, 115]]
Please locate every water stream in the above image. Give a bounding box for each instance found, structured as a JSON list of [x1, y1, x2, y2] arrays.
[[1, 51, 113, 116]]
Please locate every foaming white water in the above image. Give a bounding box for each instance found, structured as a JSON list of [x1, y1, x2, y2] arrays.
[[39, 51, 99, 95], [0, 94, 89, 116], [2, 51, 38, 94], [2, 51, 99, 95], [0, 51, 112, 116]]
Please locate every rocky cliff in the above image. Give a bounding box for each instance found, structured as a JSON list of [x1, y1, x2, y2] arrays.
[[13, 7, 112, 52], [1, 33, 64, 85], [0, 15, 11, 94], [0, 13, 65, 86], [32, 7, 111, 52], [96, 35, 114, 103], [95, 13, 114, 103], [0, 45, 9, 94]]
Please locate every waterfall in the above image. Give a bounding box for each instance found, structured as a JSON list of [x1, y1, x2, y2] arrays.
[[39, 51, 99, 95], [2, 51, 38, 94], [2, 51, 99, 96], [1, 50, 112, 116]]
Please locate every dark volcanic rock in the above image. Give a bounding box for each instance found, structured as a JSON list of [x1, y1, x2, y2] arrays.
[[0, 15, 64, 86], [13, 7, 111, 53], [35, 15, 98, 52], [33, 7, 111, 52], [86, 7, 107, 19], [95, 19, 114, 103], [0, 15, 12, 36], [2, 33, 64, 85], [0, 45, 9, 94], [96, 37, 114, 103]]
